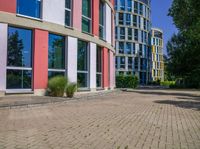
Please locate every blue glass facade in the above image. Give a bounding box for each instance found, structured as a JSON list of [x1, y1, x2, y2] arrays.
[[115, 0, 152, 84]]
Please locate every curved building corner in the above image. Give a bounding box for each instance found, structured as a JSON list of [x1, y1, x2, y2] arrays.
[[0, 0, 115, 96], [114, 0, 152, 84]]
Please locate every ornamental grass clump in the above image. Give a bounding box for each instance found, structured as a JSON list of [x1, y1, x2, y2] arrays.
[[66, 83, 77, 98], [47, 76, 68, 97]]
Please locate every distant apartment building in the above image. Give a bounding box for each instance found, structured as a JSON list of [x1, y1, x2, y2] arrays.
[[114, 0, 152, 84], [0, 0, 115, 96], [151, 28, 164, 81]]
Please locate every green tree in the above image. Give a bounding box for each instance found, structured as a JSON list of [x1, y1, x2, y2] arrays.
[[166, 0, 200, 88], [7, 31, 24, 66]]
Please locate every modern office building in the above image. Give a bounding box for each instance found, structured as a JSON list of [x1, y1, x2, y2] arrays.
[[151, 28, 164, 81], [114, 0, 152, 84], [0, 0, 115, 96]]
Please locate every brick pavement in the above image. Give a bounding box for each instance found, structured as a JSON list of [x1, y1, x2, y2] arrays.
[[0, 90, 199, 149]]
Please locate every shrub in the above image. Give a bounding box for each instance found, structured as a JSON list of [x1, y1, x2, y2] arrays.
[[160, 81, 175, 87], [47, 76, 68, 97], [116, 75, 139, 89], [66, 83, 77, 98]]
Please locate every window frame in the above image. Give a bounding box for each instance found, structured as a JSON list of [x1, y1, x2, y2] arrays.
[[16, 0, 42, 20], [96, 46, 103, 88], [77, 40, 90, 89], [120, 27, 125, 40], [48, 33, 66, 79], [82, 0, 92, 33], [128, 57, 133, 70], [6, 26, 33, 91], [126, 13, 131, 25], [119, 57, 126, 69], [99, 0, 105, 39], [65, 0, 73, 27]]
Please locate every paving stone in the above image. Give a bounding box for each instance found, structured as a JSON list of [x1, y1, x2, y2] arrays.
[[0, 90, 199, 149]]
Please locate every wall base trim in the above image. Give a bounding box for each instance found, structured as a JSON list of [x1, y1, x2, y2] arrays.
[[34, 89, 46, 96], [0, 91, 5, 97]]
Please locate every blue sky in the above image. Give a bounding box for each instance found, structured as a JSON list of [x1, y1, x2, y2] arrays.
[[151, 0, 177, 55]]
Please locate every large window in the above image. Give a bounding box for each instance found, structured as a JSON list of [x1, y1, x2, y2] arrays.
[[48, 34, 65, 78], [128, 57, 133, 70], [126, 13, 131, 25], [119, 57, 125, 69], [134, 29, 138, 41], [139, 44, 143, 56], [120, 0, 125, 10], [127, 0, 132, 12], [133, 15, 137, 27], [119, 13, 124, 25], [99, 0, 105, 39], [65, 0, 72, 26], [17, 0, 41, 19], [128, 28, 132, 40], [96, 46, 102, 88], [134, 1, 138, 14], [82, 0, 92, 33], [139, 3, 143, 15], [119, 42, 124, 54], [120, 27, 125, 39], [125, 42, 132, 54], [7, 27, 33, 89], [144, 19, 146, 30], [135, 58, 138, 70], [77, 40, 89, 88]]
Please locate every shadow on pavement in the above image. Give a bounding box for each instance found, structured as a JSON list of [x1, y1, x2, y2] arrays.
[[126, 89, 200, 111], [126, 90, 200, 98], [154, 99, 200, 111]]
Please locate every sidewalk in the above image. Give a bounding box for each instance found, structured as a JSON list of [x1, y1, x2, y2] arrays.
[[0, 90, 117, 108]]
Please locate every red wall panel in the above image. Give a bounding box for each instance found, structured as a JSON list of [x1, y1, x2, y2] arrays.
[[92, 0, 99, 36], [103, 47, 109, 88], [109, 0, 115, 6], [0, 0, 16, 13], [33, 29, 48, 89], [73, 0, 82, 31]]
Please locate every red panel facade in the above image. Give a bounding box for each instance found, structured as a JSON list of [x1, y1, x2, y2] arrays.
[[0, 0, 16, 13], [73, 0, 82, 31], [92, 0, 99, 36], [109, 0, 114, 6], [103, 47, 109, 88], [33, 29, 48, 89]]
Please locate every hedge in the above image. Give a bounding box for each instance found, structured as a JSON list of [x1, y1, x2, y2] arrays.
[[116, 75, 139, 89]]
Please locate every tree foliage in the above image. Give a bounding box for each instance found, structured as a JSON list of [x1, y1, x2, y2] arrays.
[[166, 0, 200, 88]]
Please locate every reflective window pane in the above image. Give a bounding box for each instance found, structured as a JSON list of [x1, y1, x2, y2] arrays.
[[8, 27, 32, 67], [65, 10, 71, 26], [77, 73, 88, 88], [96, 46, 102, 88], [96, 47, 102, 73], [7, 70, 32, 89], [7, 70, 22, 89], [48, 71, 65, 79], [65, 0, 71, 9], [65, 0, 72, 26], [23, 70, 32, 89], [17, 0, 41, 18], [78, 41, 88, 71], [82, 18, 91, 33], [48, 34, 65, 69], [96, 74, 102, 88], [82, 0, 91, 17], [82, 0, 91, 33]]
